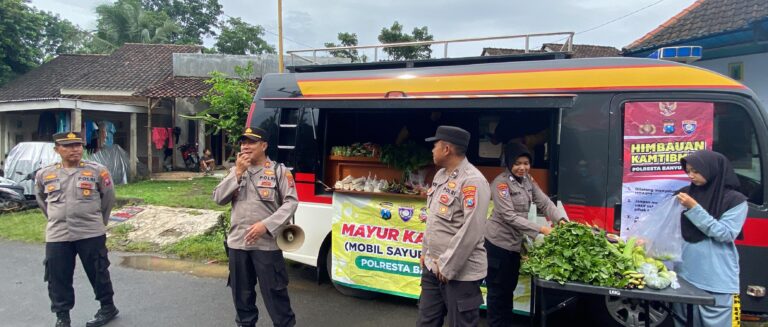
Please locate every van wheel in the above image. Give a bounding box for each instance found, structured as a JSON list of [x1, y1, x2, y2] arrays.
[[325, 250, 378, 300], [591, 295, 671, 327]]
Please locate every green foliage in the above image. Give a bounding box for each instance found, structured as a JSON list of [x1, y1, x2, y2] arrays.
[[141, 0, 222, 44], [521, 222, 634, 288], [378, 21, 433, 60], [380, 141, 432, 175], [0, 0, 87, 85], [214, 17, 275, 55], [325, 32, 367, 63], [92, 0, 181, 52], [182, 63, 258, 151]]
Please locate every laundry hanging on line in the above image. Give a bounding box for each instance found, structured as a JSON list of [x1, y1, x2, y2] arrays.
[[151, 127, 175, 150]]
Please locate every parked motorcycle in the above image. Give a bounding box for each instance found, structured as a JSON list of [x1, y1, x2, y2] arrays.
[[178, 143, 200, 172], [0, 172, 38, 213]]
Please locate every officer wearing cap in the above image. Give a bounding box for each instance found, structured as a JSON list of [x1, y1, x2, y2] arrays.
[[418, 126, 490, 327], [213, 127, 298, 327], [34, 132, 118, 327]]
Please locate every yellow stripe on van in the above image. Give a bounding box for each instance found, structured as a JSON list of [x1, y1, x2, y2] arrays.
[[296, 66, 744, 97]]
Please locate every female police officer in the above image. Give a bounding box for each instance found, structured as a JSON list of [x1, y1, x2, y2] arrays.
[[484, 142, 567, 326]]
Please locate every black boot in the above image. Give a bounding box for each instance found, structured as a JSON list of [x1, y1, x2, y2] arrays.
[[85, 305, 119, 327], [55, 311, 71, 327]]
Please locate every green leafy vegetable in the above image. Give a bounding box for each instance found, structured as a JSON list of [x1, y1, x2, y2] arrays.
[[521, 222, 634, 288]]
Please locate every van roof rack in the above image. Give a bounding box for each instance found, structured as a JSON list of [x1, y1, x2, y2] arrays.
[[286, 32, 575, 73]]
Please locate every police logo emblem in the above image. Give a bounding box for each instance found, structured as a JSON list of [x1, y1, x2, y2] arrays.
[[379, 202, 393, 220], [398, 206, 414, 222], [663, 120, 675, 134], [682, 120, 697, 135]]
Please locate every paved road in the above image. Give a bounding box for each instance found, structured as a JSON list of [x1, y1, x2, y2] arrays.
[[0, 240, 536, 327]]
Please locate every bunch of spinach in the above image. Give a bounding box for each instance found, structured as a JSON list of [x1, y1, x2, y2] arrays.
[[521, 222, 633, 288], [380, 141, 432, 176]]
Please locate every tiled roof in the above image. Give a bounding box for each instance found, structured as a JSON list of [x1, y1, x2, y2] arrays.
[[135, 77, 212, 97], [482, 44, 620, 58], [62, 43, 202, 92], [625, 0, 768, 53], [481, 47, 546, 56], [542, 43, 620, 58], [0, 54, 106, 101]]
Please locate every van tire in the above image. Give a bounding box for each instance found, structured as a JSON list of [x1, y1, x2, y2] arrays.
[[589, 295, 672, 327], [325, 250, 379, 300]]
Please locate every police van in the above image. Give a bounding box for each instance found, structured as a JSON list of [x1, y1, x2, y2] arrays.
[[245, 41, 767, 325]]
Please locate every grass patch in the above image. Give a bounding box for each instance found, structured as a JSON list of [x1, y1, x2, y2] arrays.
[[0, 210, 46, 242], [163, 233, 228, 263], [115, 177, 224, 210], [1, 178, 233, 263]]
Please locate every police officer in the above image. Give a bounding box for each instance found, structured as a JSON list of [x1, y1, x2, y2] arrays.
[[418, 126, 490, 327], [35, 132, 118, 327], [484, 142, 567, 326], [213, 127, 298, 327]]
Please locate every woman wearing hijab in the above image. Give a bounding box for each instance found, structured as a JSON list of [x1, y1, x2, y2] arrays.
[[484, 142, 567, 326], [675, 150, 747, 327]]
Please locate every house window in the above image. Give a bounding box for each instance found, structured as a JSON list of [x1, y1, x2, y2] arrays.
[[728, 62, 744, 81]]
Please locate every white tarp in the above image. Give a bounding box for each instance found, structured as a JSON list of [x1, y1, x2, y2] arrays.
[[3, 142, 58, 195]]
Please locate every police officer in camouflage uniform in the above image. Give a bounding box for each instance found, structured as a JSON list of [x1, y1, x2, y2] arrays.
[[213, 127, 298, 327], [418, 126, 491, 327], [35, 132, 118, 327]]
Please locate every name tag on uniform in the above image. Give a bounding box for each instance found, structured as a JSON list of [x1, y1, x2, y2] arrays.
[[258, 180, 274, 187], [78, 176, 96, 183], [78, 181, 95, 189]]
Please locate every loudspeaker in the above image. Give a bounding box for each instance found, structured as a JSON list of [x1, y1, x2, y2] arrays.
[[277, 224, 305, 252]]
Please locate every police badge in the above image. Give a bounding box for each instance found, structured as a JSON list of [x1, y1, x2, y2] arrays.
[[663, 120, 675, 134], [379, 202, 393, 220], [682, 120, 697, 135], [398, 206, 414, 222]]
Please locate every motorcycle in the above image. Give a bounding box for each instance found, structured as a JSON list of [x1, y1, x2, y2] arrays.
[[178, 143, 200, 172], [0, 171, 38, 213]]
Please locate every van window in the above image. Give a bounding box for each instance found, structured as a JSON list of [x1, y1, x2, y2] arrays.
[[713, 103, 763, 205]]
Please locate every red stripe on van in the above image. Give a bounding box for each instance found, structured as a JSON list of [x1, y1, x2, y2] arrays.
[[737, 218, 768, 247], [294, 173, 332, 204], [245, 102, 256, 128]]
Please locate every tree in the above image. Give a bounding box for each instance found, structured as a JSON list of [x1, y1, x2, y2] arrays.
[[214, 17, 275, 55], [378, 21, 433, 60], [141, 0, 222, 44], [184, 63, 258, 155], [325, 32, 367, 63], [92, 0, 180, 52], [0, 0, 87, 86]]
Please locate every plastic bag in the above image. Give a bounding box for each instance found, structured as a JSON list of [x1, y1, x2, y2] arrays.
[[623, 197, 685, 261]]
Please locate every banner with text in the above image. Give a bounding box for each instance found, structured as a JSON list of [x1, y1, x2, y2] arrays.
[[621, 102, 713, 233], [331, 192, 532, 313]]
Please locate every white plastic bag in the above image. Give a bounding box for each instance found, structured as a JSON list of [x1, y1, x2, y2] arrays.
[[623, 197, 685, 261]]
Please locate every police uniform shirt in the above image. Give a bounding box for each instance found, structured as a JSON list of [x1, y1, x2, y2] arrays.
[[485, 170, 567, 252], [423, 157, 490, 281], [34, 161, 116, 242], [213, 159, 298, 251]]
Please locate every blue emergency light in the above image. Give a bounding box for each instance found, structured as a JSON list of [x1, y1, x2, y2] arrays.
[[647, 46, 702, 63]]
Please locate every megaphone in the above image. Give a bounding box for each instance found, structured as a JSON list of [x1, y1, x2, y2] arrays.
[[277, 224, 305, 252]]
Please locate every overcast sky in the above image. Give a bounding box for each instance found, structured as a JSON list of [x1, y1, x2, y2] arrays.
[[29, 0, 696, 58]]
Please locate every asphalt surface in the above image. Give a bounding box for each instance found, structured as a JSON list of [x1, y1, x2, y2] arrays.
[[0, 240, 535, 327]]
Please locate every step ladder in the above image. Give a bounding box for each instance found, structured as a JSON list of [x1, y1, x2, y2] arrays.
[[275, 108, 300, 170]]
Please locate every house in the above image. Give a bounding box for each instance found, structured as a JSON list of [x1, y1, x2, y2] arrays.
[[623, 0, 768, 104], [481, 43, 621, 58], [0, 44, 203, 178], [0, 43, 351, 178]]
